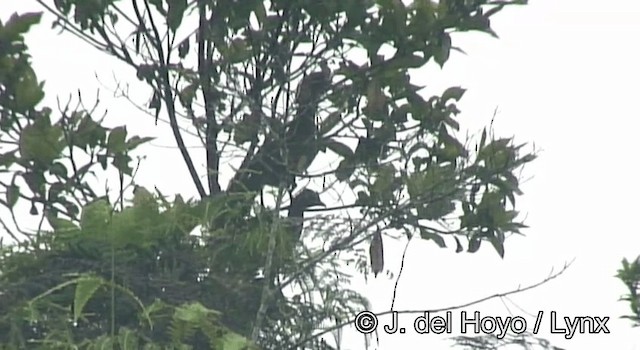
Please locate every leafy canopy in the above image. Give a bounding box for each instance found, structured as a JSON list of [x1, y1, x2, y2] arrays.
[[0, 1, 544, 349]]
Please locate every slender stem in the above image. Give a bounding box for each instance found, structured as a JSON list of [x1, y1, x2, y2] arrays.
[[140, 0, 207, 198], [251, 185, 286, 342], [197, 0, 221, 195]]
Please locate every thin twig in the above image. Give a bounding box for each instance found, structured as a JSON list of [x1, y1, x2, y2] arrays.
[[390, 237, 411, 311], [289, 260, 573, 349]]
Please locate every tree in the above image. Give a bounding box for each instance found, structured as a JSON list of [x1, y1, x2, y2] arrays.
[[617, 255, 640, 328], [0, 1, 567, 349]]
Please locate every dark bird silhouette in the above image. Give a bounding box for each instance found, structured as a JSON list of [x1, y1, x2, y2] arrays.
[[213, 189, 326, 267], [243, 190, 326, 330], [247, 190, 326, 279], [205, 189, 326, 335], [283, 188, 326, 241], [227, 64, 331, 197]]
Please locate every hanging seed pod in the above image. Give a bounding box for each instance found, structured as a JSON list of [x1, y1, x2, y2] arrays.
[[369, 231, 384, 278]]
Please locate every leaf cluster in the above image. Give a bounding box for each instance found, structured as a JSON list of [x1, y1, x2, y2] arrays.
[[617, 256, 640, 327], [0, 191, 261, 348], [0, 12, 153, 243], [2, 1, 544, 349], [0, 188, 366, 349]]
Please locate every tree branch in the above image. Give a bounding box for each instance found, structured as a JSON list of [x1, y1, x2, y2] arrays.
[[197, 1, 221, 196], [289, 260, 573, 349], [137, 0, 207, 198]]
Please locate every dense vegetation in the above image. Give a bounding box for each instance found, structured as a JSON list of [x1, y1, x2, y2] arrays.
[[0, 1, 602, 349]]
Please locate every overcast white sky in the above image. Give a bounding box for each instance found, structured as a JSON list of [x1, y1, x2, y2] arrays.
[[2, 0, 640, 349]]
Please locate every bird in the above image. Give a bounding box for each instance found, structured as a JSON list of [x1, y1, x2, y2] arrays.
[[282, 188, 326, 241], [249, 189, 326, 272], [209, 189, 326, 331], [227, 63, 332, 197], [256, 189, 325, 307], [209, 189, 326, 267]]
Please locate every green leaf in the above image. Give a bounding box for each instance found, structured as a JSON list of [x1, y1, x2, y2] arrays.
[[80, 199, 111, 235], [436, 133, 466, 163], [434, 32, 451, 67], [234, 113, 259, 144], [443, 114, 460, 131], [460, 14, 496, 37], [253, 1, 267, 25], [107, 126, 128, 154], [319, 111, 343, 134], [420, 199, 455, 220], [0, 151, 17, 168], [496, 172, 523, 195], [48, 216, 80, 233], [118, 327, 139, 350], [49, 161, 68, 178], [474, 190, 521, 234], [468, 236, 481, 253], [2, 12, 42, 39], [477, 138, 511, 163], [179, 83, 198, 107], [393, 53, 427, 69], [441, 86, 466, 102], [14, 65, 45, 112], [92, 335, 115, 350], [420, 229, 446, 248], [75, 114, 106, 149], [174, 301, 219, 322], [22, 170, 45, 196], [178, 37, 190, 58], [325, 140, 354, 158], [109, 208, 142, 249], [222, 38, 252, 64], [454, 236, 463, 253], [148, 0, 166, 15], [167, 0, 187, 32], [479, 128, 487, 150], [6, 182, 19, 208], [407, 163, 457, 202], [390, 104, 410, 123], [73, 276, 104, 323], [126, 135, 154, 150], [371, 165, 395, 202], [221, 331, 256, 350], [336, 159, 355, 181], [488, 230, 505, 258], [19, 115, 63, 165], [97, 153, 108, 170], [112, 152, 133, 175]]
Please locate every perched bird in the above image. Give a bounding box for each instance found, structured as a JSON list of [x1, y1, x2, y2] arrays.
[[283, 189, 326, 241], [258, 189, 325, 306], [369, 231, 384, 278], [212, 189, 326, 331], [211, 189, 326, 266], [228, 64, 332, 196]]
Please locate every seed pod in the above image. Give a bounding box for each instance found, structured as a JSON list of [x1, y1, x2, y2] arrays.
[[369, 231, 384, 278]]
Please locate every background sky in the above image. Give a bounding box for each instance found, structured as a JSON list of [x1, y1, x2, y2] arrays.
[[1, 0, 639, 349]]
